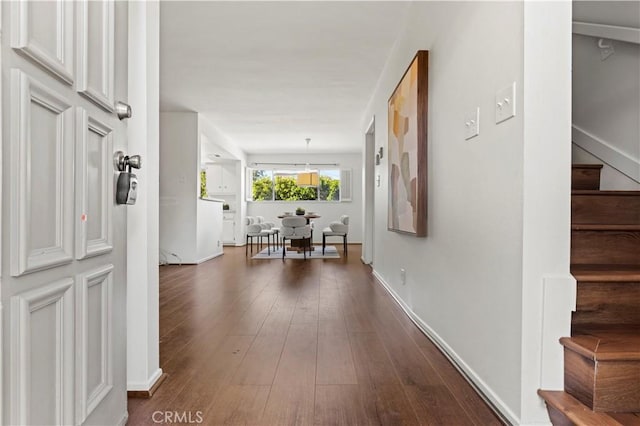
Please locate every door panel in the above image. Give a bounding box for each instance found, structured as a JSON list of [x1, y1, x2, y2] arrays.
[[9, 70, 74, 277], [76, 264, 113, 423], [2, 1, 128, 424], [10, 1, 74, 84], [9, 278, 75, 425], [75, 108, 113, 259], [77, 0, 115, 111]]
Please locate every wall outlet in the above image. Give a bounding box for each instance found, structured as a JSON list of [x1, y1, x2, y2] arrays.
[[400, 268, 406, 285]]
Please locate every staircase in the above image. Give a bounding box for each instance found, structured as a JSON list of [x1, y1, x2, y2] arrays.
[[539, 164, 640, 425]]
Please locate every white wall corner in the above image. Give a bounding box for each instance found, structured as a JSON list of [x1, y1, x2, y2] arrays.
[[127, 367, 163, 392], [540, 274, 576, 389], [117, 412, 129, 426], [127, 0, 160, 392], [521, 0, 572, 422], [0, 300, 3, 423]]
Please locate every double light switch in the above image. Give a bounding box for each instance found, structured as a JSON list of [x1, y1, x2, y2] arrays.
[[495, 82, 516, 124]]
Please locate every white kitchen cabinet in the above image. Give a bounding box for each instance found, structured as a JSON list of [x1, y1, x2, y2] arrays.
[[222, 211, 236, 244], [222, 218, 236, 244], [207, 163, 237, 194]]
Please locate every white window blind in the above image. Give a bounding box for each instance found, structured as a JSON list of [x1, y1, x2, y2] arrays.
[[340, 169, 352, 202], [245, 167, 253, 201]]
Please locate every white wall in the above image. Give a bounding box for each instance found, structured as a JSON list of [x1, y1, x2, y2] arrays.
[[159, 112, 199, 262], [572, 1, 640, 186], [246, 153, 362, 244], [362, 2, 572, 424], [127, 0, 162, 392], [521, 2, 574, 422], [198, 115, 248, 244], [159, 113, 233, 263], [196, 199, 223, 261]]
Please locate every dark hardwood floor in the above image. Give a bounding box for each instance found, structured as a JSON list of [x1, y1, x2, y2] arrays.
[[127, 245, 502, 425]]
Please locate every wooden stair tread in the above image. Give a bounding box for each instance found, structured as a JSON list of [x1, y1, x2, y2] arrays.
[[573, 190, 640, 196], [572, 265, 640, 282], [560, 330, 640, 361], [572, 164, 604, 170], [572, 224, 640, 231], [610, 412, 640, 425], [538, 390, 640, 426]]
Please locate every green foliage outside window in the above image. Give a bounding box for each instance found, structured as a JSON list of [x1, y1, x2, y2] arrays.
[[200, 170, 207, 198], [318, 175, 340, 201], [252, 176, 274, 201], [274, 176, 317, 201]]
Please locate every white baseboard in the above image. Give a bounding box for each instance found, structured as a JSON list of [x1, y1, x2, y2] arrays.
[[117, 411, 129, 426], [540, 275, 576, 389], [371, 269, 520, 426], [195, 252, 224, 264], [572, 125, 640, 183], [127, 367, 163, 391]]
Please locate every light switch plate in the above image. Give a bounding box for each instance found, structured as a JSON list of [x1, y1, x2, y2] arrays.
[[495, 82, 516, 124], [464, 107, 480, 140]]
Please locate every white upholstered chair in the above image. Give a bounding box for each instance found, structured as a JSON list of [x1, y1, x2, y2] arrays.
[[281, 216, 312, 260], [266, 218, 280, 249], [255, 216, 279, 249], [322, 215, 349, 255], [246, 216, 272, 256]]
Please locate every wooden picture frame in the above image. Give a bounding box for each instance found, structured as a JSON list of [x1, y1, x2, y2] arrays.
[[387, 50, 428, 237]]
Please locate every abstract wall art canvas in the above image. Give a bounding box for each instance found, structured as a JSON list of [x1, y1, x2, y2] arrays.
[[388, 50, 428, 237]]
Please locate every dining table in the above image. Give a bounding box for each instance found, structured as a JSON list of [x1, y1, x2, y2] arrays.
[[277, 213, 321, 223]]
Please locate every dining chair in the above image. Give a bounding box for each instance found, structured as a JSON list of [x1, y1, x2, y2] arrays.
[[246, 216, 272, 256], [281, 216, 312, 260], [322, 215, 349, 255], [256, 216, 279, 249]]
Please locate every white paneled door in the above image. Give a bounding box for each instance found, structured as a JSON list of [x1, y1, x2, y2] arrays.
[[2, 1, 129, 425]]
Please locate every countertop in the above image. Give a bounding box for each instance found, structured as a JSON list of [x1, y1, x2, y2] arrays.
[[200, 197, 225, 203]]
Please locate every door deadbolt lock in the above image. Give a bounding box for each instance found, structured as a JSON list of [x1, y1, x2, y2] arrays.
[[115, 101, 132, 120]]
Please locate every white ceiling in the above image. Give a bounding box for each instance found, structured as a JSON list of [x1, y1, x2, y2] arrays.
[[160, 1, 410, 154]]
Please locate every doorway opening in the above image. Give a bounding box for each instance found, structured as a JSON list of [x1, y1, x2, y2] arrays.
[[363, 117, 376, 265]]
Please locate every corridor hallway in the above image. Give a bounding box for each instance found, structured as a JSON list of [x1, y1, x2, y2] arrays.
[[127, 246, 502, 425]]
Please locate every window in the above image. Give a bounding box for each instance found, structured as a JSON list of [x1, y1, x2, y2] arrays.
[[248, 168, 347, 202]]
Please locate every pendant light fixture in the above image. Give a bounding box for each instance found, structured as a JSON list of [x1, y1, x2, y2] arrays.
[[297, 138, 319, 187]]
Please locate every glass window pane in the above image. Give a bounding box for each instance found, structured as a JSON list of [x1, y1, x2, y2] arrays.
[[274, 171, 317, 201], [318, 170, 340, 201], [252, 170, 273, 201]]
